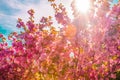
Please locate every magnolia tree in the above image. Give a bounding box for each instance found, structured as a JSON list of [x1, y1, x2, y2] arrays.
[[0, 0, 120, 80]]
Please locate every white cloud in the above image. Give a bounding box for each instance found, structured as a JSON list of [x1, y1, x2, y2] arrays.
[[0, 0, 73, 33], [0, 13, 18, 31]]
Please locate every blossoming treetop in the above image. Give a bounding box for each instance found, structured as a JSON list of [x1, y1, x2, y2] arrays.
[[0, 0, 120, 79]]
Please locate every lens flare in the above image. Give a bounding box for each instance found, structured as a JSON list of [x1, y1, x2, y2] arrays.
[[75, 0, 90, 13]]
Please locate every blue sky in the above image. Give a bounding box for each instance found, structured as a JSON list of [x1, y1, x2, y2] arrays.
[[0, 0, 52, 35], [0, 0, 119, 37]]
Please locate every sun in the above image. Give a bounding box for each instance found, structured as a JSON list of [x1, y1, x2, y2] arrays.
[[75, 0, 90, 13]]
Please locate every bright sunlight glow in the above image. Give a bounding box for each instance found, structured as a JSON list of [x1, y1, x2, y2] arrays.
[[75, 0, 90, 13]]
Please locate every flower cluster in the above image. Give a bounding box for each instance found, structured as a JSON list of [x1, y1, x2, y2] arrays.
[[0, 0, 120, 80]]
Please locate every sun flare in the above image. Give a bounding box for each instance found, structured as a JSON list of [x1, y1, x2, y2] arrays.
[[75, 0, 90, 13]]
